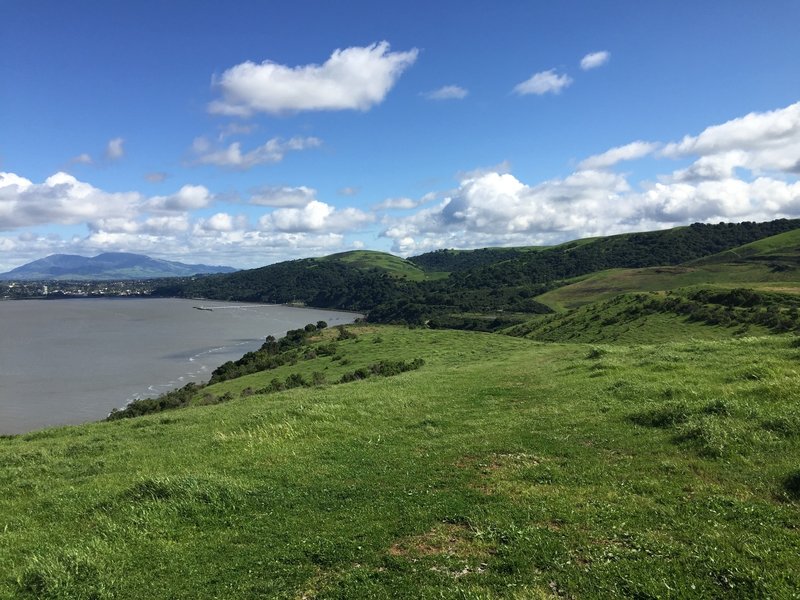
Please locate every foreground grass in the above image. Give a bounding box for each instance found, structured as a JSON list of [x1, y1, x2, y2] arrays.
[[1, 325, 800, 598]]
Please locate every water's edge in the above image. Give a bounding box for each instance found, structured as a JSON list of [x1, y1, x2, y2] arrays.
[[0, 298, 360, 434]]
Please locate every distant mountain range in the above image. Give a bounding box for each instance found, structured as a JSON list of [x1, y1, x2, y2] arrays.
[[0, 253, 237, 281]]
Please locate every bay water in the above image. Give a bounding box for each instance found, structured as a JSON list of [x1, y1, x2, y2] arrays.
[[0, 298, 358, 434]]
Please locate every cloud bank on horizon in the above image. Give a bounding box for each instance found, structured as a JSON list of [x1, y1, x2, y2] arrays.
[[3, 100, 799, 268], [1, 2, 798, 272]]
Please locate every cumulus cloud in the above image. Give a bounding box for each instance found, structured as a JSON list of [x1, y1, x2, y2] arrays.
[[580, 51, 610, 70], [105, 137, 125, 160], [4, 101, 800, 271], [249, 185, 318, 207], [423, 85, 468, 100], [513, 69, 573, 96], [209, 41, 418, 116], [0, 171, 140, 230], [579, 141, 660, 170], [260, 200, 374, 234], [147, 185, 212, 212], [199, 212, 246, 232], [0, 171, 384, 271], [381, 101, 800, 254], [191, 136, 321, 169], [661, 101, 800, 174], [382, 169, 800, 255]]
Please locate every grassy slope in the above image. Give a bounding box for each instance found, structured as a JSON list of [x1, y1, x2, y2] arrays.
[[317, 251, 430, 281], [503, 294, 772, 344], [2, 324, 800, 598], [537, 229, 800, 310], [692, 227, 800, 265]]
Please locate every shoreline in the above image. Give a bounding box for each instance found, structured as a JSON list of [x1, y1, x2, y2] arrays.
[[0, 300, 361, 436]]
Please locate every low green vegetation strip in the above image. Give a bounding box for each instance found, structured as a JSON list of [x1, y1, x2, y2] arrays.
[[108, 322, 425, 420], [506, 288, 800, 344], [2, 323, 799, 598]]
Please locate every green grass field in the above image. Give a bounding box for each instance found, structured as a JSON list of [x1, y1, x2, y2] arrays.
[[692, 228, 800, 265], [2, 321, 799, 598], [316, 251, 432, 281], [536, 228, 800, 311], [537, 264, 800, 310]]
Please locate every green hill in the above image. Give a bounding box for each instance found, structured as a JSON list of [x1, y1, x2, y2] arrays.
[[317, 250, 429, 280], [408, 245, 547, 273], [154, 219, 800, 332], [691, 227, 800, 267], [3, 322, 800, 597], [536, 228, 800, 310]]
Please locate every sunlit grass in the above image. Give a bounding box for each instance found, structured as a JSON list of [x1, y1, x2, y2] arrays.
[[1, 325, 799, 597]]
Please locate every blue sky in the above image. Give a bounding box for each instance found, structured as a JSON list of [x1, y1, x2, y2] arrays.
[[1, 0, 799, 271]]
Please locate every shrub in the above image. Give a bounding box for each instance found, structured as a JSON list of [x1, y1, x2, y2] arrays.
[[337, 327, 357, 340], [781, 470, 800, 500]]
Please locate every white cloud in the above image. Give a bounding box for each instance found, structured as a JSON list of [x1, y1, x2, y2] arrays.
[[105, 137, 125, 160], [4, 101, 800, 271], [201, 212, 241, 232], [513, 69, 573, 96], [260, 200, 374, 234], [209, 41, 418, 116], [382, 103, 800, 253], [0, 172, 375, 271], [661, 101, 800, 174], [381, 166, 800, 255], [640, 177, 800, 223], [147, 185, 212, 212], [580, 51, 610, 70], [579, 141, 660, 170], [192, 136, 321, 169], [0, 171, 140, 230], [423, 85, 468, 100], [250, 185, 317, 207], [142, 215, 191, 234]]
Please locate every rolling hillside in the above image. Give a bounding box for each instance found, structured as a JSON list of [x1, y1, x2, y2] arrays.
[[3, 321, 799, 597], [5, 219, 800, 597], [316, 250, 430, 281], [155, 219, 800, 331], [534, 228, 800, 310]]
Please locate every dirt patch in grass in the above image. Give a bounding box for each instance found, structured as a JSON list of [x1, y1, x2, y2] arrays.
[[389, 523, 492, 561], [458, 452, 549, 496], [457, 452, 543, 472]]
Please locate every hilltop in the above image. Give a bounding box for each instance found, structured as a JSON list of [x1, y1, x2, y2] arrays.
[[0, 252, 236, 281]]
